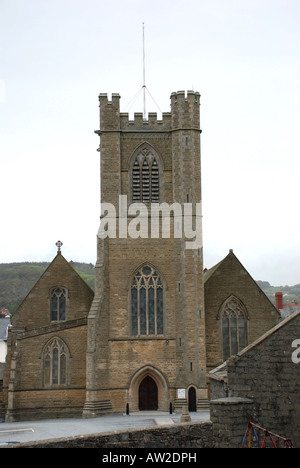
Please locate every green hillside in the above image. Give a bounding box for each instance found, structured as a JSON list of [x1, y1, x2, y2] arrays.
[[256, 281, 300, 306], [1, 262, 299, 315], [0, 262, 95, 314]]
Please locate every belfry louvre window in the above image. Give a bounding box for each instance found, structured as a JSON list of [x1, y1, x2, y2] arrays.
[[50, 287, 66, 321], [221, 297, 248, 361], [131, 266, 164, 335], [43, 338, 67, 387], [132, 150, 159, 202]]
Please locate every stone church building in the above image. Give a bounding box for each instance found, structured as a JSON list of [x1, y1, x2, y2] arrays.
[[3, 91, 279, 421]]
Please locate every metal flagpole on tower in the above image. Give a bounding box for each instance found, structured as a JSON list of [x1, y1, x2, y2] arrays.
[[122, 23, 162, 117]]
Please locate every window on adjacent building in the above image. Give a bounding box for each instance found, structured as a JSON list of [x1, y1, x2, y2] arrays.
[[50, 287, 66, 321], [131, 149, 160, 203], [131, 265, 164, 336], [43, 338, 68, 387], [220, 296, 248, 361]]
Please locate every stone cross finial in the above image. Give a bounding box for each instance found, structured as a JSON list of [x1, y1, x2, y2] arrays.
[[55, 240, 63, 254]]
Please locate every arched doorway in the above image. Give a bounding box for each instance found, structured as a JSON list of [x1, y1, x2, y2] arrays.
[[139, 376, 158, 410], [129, 365, 168, 412], [188, 387, 197, 412]]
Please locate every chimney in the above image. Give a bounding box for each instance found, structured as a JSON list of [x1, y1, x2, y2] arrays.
[[275, 291, 283, 310]]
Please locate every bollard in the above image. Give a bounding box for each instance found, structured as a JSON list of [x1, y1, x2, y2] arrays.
[[126, 403, 129, 415], [169, 402, 173, 414]]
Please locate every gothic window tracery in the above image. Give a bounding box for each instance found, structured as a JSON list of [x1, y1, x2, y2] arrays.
[[220, 296, 248, 361], [131, 265, 164, 336], [131, 148, 160, 202], [50, 287, 66, 321], [43, 338, 68, 387]]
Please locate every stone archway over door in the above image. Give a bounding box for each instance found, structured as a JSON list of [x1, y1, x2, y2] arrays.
[[139, 376, 158, 410], [129, 365, 168, 412]]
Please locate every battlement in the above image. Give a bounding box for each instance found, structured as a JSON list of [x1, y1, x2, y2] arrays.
[[170, 90, 201, 129], [98, 91, 200, 132], [120, 112, 172, 131], [99, 93, 121, 105], [98, 93, 121, 130], [170, 90, 201, 103]]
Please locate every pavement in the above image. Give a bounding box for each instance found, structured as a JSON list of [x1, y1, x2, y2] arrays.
[[0, 410, 210, 446]]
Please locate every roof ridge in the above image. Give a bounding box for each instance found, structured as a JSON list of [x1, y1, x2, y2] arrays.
[[233, 309, 300, 361]]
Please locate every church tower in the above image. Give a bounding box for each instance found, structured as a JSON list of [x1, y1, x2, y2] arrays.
[[83, 90, 207, 417]]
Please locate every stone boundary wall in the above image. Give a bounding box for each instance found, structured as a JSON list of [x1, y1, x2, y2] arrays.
[[4, 397, 297, 448], [5, 421, 215, 449]]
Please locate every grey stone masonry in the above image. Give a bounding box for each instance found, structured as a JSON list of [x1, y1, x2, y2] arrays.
[[210, 397, 254, 448], [4, 421, 216, 449], [209, 310, 300, 448]]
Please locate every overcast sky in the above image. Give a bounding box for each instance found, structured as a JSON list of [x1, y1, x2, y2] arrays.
[[1, 0, 300, 285]]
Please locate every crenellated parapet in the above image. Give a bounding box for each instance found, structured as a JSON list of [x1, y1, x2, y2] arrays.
[[97, 91, 201, 133], [170, 90, 201, 130], [98, 93, 172, 131], [98, 93, 121, 131], [120, 112, 172, 131]]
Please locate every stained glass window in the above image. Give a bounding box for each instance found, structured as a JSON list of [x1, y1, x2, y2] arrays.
[[50, 288, 66, 321], [221, 297, 248, 361], [43, 338, 68, 387], [131, 266, 164, 336]]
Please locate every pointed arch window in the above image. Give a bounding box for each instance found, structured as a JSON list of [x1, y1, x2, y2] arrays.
[[220, 296, 248, 361], [50, 287, 67, 321], [43, 338, 68, 387], [131, 148, 160, 203], [131, 266, 164, 336]]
